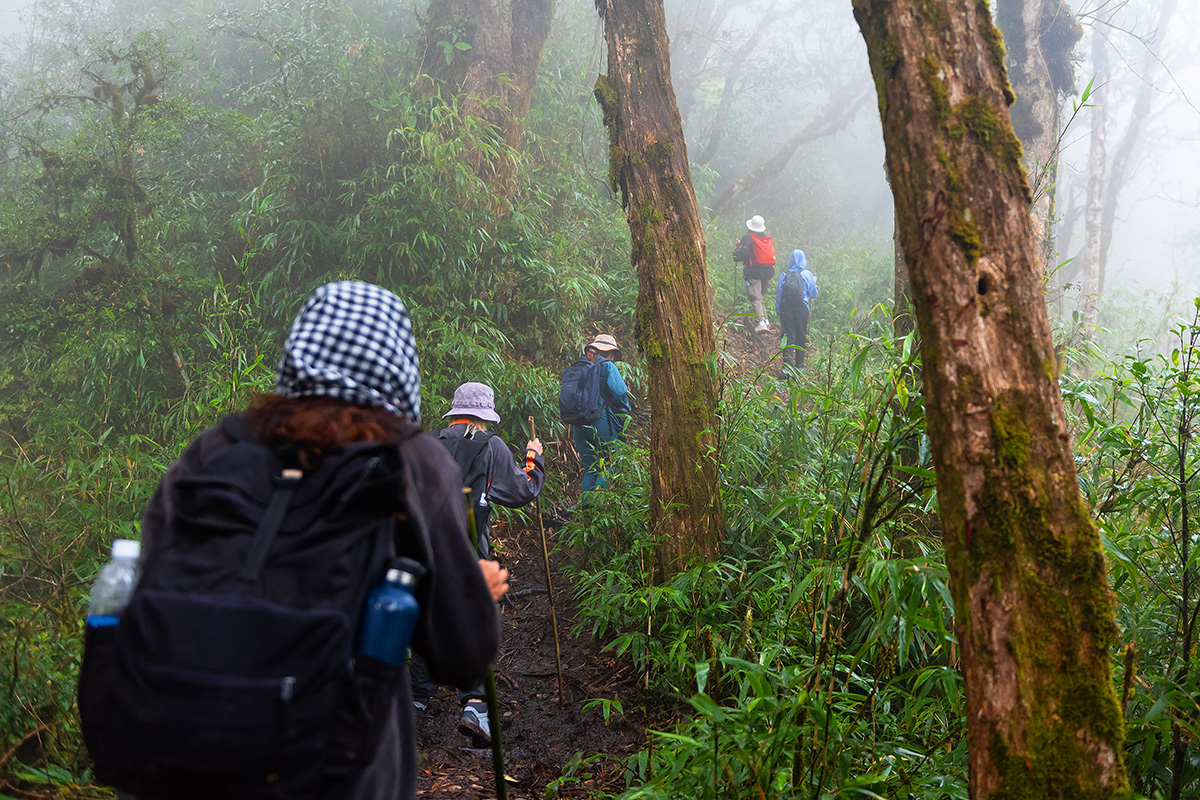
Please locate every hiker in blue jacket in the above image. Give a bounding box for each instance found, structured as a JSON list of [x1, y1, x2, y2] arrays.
[[571, 334, 630, 494], [775, 250, 819, 369]]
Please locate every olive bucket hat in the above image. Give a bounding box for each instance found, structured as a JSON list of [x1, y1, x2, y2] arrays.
[[586, 334, 621, 356]]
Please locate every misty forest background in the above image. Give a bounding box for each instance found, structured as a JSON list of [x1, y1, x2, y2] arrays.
[[1, 0, 1199, 795]]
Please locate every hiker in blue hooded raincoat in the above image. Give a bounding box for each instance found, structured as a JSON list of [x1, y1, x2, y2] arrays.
[[571, 334, 630, 494], [774, 250, 819, 369]]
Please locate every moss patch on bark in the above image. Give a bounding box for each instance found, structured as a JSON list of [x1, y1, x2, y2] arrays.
[[961, 392, 1128, 798], [593, 75, 622, 194], [976, 0, 1016, 105]]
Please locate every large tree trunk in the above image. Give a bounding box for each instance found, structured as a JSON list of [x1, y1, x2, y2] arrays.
[[853, 1, 1129, 797], [594, 0, 725, 574], [995, 0, 1080, 270], [417, 0, 554, 200]]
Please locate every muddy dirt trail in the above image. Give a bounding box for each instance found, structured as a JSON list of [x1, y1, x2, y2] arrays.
[[416, 326, 782, 797], [413, 513, 654, 799]]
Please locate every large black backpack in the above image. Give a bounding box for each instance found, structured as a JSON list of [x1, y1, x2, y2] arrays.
[[78, 415, 414, 800], [781, 270, 806, 308], [435, 427, 494, 558], [559, 358, 604, 426]]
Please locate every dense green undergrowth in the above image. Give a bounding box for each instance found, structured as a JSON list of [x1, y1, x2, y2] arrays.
[[550, 303, 1200, 800], [553, 310, 964, 799], [0, 0, 632, 790]]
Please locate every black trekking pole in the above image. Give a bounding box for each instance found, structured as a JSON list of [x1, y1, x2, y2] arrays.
[[463, 488, 507, 800], [528, 416, 565, 709]]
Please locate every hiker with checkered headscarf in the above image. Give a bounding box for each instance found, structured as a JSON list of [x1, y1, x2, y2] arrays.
[[127, 281, 505, 800], [275, 280, 422, 420]]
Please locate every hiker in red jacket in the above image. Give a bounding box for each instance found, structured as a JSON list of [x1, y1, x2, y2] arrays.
[[732, 215, 777, 333]]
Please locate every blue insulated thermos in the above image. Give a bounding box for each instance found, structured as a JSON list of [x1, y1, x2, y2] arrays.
[[356, 558, 423, 665]]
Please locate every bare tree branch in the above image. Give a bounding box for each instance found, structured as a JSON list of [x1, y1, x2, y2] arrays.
[[693, 0, 786, 166], [1098, 0, 1180, 288], [708, 85, 870, 217]]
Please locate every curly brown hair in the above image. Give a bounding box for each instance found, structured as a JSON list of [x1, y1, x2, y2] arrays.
[[246, 394, 410, 470]]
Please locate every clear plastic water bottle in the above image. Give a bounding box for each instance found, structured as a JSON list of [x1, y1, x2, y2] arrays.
[[86, 539, 142, 628], [355, 558, 423, 666]]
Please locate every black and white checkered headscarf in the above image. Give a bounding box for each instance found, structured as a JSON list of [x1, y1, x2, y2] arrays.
[[276, 281, 421, 421]]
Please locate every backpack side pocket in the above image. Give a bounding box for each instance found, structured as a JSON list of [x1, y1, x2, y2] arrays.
[[322, 654, 405, 783]]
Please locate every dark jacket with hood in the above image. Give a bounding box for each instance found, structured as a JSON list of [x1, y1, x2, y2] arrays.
[[434, 422, 545, 558]]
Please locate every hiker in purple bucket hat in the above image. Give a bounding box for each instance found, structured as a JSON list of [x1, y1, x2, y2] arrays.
[[409, 381, 545, 744]]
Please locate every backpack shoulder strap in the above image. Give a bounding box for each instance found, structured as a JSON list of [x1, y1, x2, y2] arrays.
[[236, 468, 303, 583]]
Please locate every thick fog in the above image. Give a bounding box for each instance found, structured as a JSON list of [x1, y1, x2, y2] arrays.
[[2, 0, 1196, 339], [1055, 0, 1200, 302], [669, 0, 891, 247], [666, 0, 1198, 341], [0, 0, 22, 35]]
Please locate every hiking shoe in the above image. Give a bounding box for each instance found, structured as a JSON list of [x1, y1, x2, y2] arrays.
[[458, 700, 491, 745], [755, 321, 770, 333]]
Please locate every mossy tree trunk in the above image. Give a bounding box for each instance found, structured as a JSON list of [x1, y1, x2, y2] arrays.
[[995, 0, 1080, 269], [854, 1, 1128, 797], [417, 0, 554, 201], [593, 0, 725, 574]]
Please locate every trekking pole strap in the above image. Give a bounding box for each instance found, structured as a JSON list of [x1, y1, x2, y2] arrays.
[[238, 469, 303, 583]]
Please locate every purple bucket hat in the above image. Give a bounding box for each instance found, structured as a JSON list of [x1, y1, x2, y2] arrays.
[[443, 382, 500, 423]]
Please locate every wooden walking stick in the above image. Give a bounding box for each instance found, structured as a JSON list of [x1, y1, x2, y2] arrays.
[[529, 416, 566, 709], [463, 488, 507, 800]]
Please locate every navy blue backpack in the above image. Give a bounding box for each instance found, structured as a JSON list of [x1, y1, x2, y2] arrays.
[[781, 270, 806, 308], [559, 358, 604, 426]]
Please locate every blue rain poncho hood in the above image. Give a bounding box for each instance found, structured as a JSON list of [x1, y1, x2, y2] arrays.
[[788, 250, 808, 272]]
